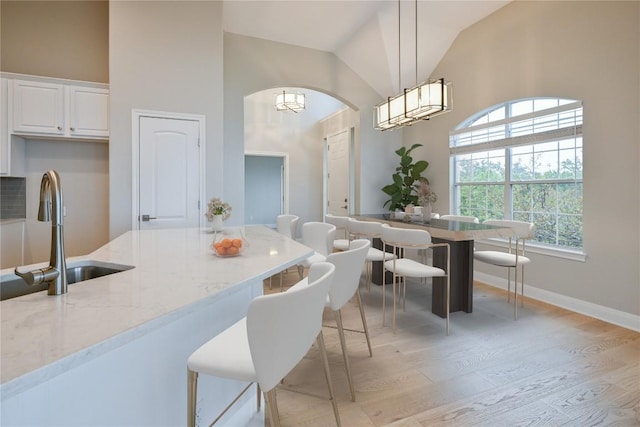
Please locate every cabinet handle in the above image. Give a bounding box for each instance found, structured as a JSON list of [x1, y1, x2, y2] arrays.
[[70, 127, 75, 131], [57, 126, 62, 131]]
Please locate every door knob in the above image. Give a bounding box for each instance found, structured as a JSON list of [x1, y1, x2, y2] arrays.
[[141, 214, 157, 222]]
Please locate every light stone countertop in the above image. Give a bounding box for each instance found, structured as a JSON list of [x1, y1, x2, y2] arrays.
[[0, 225, 313, 400]]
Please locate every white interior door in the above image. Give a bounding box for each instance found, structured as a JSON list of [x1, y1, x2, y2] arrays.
[[326, 130, 351, 216], [138, 116, 200, 229]]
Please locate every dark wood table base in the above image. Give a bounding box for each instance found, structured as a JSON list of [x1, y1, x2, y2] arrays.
[[371, 237, 474, 318], [432, 238, 473, 318]]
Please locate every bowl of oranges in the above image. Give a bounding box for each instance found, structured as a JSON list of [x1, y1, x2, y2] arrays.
[[211, 235, 246, 257]]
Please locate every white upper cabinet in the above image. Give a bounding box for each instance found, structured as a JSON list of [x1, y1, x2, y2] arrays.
[[11, 80, 65, 135], [68, 86, 109, 138], [10, 77, 109, 140]]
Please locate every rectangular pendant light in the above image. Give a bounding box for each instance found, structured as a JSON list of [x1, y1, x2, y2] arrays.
[[374, 78, 452, 131]]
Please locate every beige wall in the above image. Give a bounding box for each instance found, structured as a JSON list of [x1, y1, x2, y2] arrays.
[[23, 140, 109, 264], [405, 1, 640, 317], [0, 1, 108, 83]]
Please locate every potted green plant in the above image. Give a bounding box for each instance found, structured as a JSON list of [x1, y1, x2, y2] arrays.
[[382, 143, 430, 211]]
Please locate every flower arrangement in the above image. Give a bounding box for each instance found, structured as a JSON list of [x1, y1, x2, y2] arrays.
[[205, 197, 232, 221], [416, 179, 437, 207]]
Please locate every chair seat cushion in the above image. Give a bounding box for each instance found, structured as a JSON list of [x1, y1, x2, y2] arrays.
[[366, 247, 397, 262], [333, 239, 350, 251], [300, 252, 326, 268], [187, 318, 256, 383], [384, 258, 445, 278], [474, 250, 531, 267]]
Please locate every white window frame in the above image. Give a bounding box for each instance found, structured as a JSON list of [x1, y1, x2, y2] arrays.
[[449, 98, 585, 261]]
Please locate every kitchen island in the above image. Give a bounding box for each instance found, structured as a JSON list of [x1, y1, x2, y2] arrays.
[[1, 226, 312, 426]]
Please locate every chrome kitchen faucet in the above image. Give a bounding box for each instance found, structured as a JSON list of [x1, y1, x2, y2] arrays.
[[15, 170, 68, 296]]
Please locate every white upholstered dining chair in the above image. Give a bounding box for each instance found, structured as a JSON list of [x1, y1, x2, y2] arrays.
[[380, 224, 451, 335], [325, 214, 351, 251], [187, 262, 340, 427], [347, 218, 397, 291], [297, 221, 336, 279], [439, 214, 480, 223], [324, 239, 372, 402], [474, 219, 535, 320], [277, 214, 299, 239]]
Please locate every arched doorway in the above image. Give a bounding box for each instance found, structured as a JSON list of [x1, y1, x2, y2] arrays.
[[243, 87, 355, 226]]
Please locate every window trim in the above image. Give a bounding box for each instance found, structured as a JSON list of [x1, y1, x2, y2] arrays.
[[449, 98, 584, 253], [450, 124, 582, 156], [450, 101, 582, 138]]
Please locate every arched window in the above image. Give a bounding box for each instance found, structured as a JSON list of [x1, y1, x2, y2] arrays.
[[449, 98, 583, 251]]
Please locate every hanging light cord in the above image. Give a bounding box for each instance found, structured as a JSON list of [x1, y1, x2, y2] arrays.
[[398, 0, 401, 93], [415, 0, 418, 86]]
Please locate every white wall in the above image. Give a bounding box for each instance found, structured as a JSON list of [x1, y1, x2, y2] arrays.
[[223, 33, 400, 227], [109, 1, 223, 239], [404, 1, 640, 318]]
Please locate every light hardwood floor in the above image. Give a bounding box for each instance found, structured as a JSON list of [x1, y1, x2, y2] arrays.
[[263, 270, 640, 427]]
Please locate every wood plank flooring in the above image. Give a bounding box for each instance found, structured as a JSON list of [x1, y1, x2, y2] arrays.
[[263, 270, 640, 427]]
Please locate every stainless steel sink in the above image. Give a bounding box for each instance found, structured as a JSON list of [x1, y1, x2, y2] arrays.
[[1, 260, 134, 301]]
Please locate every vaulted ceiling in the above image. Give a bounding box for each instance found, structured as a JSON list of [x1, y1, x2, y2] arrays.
[[223, 0, 511, 98]]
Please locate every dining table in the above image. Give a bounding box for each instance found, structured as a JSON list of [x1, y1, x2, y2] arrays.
[[354, 214, 514, 318]]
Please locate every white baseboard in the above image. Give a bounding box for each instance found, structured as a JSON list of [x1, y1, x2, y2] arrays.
[[474, 271, 640, 332]]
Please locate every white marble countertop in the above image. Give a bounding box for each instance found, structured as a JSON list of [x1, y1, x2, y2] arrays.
[[0, 226, 312, 399]]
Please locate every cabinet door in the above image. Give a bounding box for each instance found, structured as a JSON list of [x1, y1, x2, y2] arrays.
[[68, 86, 109, 138], [12, 80, 64, 135], [1, 78, 9, 174]]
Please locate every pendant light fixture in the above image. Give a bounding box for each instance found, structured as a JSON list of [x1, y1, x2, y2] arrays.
[[374, 0, 452, 131], [274, 90, 306, 113]]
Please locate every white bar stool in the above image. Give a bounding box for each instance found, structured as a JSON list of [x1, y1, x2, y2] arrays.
[[187, 262, 341, 427]]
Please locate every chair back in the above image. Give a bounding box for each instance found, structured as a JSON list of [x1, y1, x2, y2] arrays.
[[348, 218, 383, 239], [380, 224, 432, 249], [325, 239, 370, 310], [325, 214, 350, 240], [301, 221, 336, 256], [247, 262, 335, 392], [483, 219, 535, 240], [440, 214, 479, 223], [276, 214, 299, 239]]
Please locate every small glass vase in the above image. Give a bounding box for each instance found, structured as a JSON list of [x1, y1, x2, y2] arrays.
[[211, 214, 224, 232], [422, 203, 433, 223]]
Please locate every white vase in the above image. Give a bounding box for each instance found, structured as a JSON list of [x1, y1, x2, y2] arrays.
[[422, 203, 433, 222], [211, 214, 224, 232]]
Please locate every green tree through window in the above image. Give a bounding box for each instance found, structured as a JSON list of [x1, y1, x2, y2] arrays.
[[450, 98, 583, 250]]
